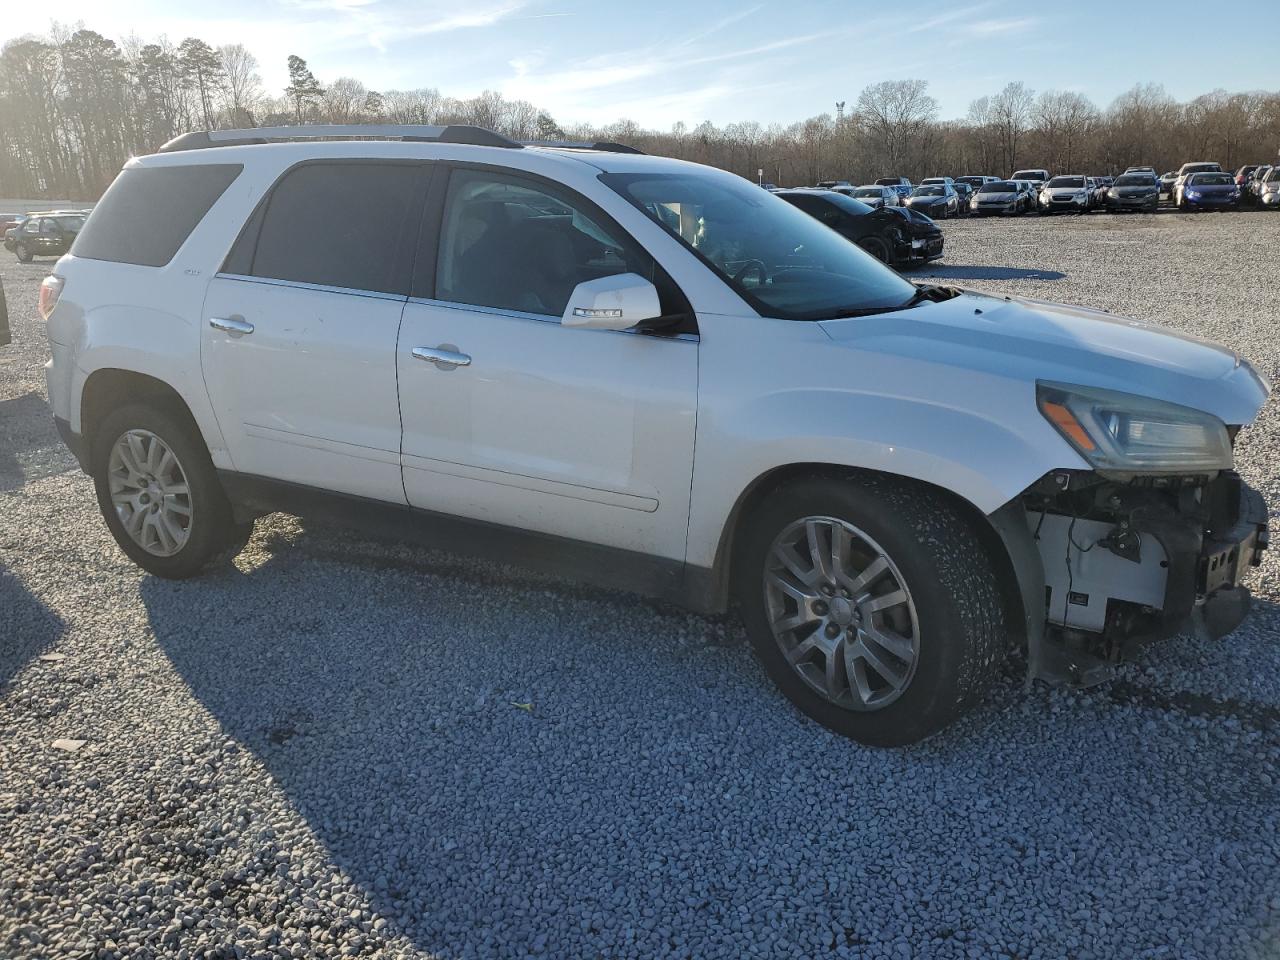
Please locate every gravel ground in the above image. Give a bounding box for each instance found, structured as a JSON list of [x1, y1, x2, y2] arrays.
[[2, 209, 1279, 960]]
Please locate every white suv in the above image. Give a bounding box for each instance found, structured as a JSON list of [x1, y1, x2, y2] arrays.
[[42, 125, 1270, 745]]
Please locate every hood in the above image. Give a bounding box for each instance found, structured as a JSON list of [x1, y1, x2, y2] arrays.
[[818, 291, 1269, 425], [1113, 185, 1157, 195], [1186, 182, 1237, 193], [908, 195, 947, 204], [1044, 186, 1087, 196], [977, 192, 1017, 202]]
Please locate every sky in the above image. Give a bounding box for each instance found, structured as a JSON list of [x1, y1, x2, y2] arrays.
[[2, 0, 1275, 128]]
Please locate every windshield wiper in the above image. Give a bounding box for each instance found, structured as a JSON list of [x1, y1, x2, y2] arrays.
[[900, 283, 960, 309], [816, 284, 961, 321]]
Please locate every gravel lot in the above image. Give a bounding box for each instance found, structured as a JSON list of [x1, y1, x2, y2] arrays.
[[2, 209, 1279, 960]]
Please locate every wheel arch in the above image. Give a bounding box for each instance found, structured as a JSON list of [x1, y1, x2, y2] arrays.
[[80, 369, 206, 471], [694, 462, 1033, 658]]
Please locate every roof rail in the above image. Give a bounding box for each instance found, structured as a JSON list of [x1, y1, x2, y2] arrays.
[[522, 139, 644, 155], [157, 124, 522, 153]]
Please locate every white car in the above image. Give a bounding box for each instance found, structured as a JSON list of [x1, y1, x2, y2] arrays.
[[42, 125, 1270, 746], [1038, 175, 1094, 214]]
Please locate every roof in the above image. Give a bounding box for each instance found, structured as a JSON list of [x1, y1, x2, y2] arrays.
[[136, 124, 709, 178]]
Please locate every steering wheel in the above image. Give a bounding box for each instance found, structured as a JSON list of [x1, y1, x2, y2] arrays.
[[732, 259, 768, 286]]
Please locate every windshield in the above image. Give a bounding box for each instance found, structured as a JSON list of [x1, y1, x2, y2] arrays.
[[1047, 176, 1084, 188], [979, 182, 1016, 193], [1012, 171, 1045, 181], [913, 186, 945, 196], [852, 188, 882, 198], [1189, 173, 1233, 186], [1182, 164, 1220, 174], [1114, 175, 1153, 186], [874, 178, 901, 186], [602, 173, 916, 321], [956, 176, 985, 186]]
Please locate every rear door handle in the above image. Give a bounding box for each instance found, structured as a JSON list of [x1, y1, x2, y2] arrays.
[[209, 316, 254, 335], [412, 345, 471, 368]]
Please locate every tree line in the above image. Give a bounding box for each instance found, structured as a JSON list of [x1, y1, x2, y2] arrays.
[[2, 25, 1278, 199]]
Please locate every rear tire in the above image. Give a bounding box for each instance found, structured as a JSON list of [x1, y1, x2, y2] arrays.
[[91, 403, 252, 578], [734, 473, 1007, 746]]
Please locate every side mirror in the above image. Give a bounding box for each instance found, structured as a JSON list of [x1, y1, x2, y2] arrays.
[[561, 273, 662, 331]]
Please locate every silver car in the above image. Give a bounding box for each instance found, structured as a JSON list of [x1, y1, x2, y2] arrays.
[[844, 185, 899, 209]]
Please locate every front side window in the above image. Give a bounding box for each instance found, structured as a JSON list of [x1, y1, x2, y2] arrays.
[[435, 169, 650, 317], [604, 172, 914, 321], [243, 162, 424, 295]]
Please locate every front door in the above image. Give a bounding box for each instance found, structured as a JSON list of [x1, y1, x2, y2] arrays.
[[201, 160, 429, 503], [396, 166, 698, 561]]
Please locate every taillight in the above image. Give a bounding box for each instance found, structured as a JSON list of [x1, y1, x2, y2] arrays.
[[38, 275, 64, 320]]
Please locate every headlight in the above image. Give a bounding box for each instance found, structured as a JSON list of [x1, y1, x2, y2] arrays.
[[1186, 189, 1201, 199], [1108, 189, 1119, 197], [1265, 184, 1280, 194], [1036, 382, 1232, 473]]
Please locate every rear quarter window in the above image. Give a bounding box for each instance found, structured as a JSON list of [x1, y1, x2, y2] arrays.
[[73, 164, 242, 267]]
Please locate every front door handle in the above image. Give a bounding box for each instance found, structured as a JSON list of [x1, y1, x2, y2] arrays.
[[412, 345, 471, 368], [209, 316, 254, 335]]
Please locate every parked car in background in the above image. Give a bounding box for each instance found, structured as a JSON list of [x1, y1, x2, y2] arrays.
[[775, 188, 944, 266], [874, 176, 914, 202], [904, 183, 959, 218], [1245, 165, 1272, 204], [1178, 171, 1240, 211], [1234, 165, 1261, 190], [1257, 167, 1280, 208], [0, 213, 23, 235], [1173, 161, 1223, 204], [1010, 169, 1050, 193], [1124, 166, 1157, 178], [846, 185, 899, 209], [1159, 171, 1179, 199], [956, 175, 1000, 191], [1038, 175, 1094, 214], [11, 212, 87, 262], [952, 182, 973, 214], [816, 179, 851, 189], [970, 180, 1026, 216], [1105, 172, 1160, 212], [920, 177, 955, 187], [3, 216, 26, 252]]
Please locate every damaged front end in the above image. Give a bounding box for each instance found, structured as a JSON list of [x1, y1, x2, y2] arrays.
[[1005, 464, 1268, 686]]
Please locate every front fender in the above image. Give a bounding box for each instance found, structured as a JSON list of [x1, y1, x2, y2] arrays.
[[686, 385, 1082, 570]]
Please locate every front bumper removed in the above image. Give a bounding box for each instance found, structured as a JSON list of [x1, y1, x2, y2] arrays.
[[1005, 470, 1268, 686]]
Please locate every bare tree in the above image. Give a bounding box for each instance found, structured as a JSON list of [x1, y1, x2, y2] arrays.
[[991, 81, 1035, 172], [218, 44, 263, 127], [855, 79, 938, 175]]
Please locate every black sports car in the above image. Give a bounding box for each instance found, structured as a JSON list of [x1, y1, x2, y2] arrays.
[[774, 188, 944, 268]]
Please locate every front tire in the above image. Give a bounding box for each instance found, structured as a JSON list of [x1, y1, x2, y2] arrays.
[[858, 236, 891, 264], [735, 473, 1007, 746], [15, 243, 32, 263], [91, 404, 252, 578]]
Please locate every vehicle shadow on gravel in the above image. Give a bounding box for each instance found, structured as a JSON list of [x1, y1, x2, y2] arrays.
[[138, 521, 1280, 958], [0, 561, 66, 686], [914, 265, 1067, 282], [0, 391, 76, 492]]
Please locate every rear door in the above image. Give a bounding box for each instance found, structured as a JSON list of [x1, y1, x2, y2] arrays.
[[202, 160, 429, 503]]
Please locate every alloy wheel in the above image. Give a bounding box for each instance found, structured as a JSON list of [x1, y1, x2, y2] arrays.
[[763, 517, 920, 711], [107, 429, 194, 557]]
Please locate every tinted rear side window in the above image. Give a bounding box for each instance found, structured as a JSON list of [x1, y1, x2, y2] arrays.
[[245, 162, 425, 295], [73, 164, 242, 267]]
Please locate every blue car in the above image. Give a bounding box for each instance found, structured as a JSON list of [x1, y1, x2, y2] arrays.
[[1178, 172, 1240, 211]]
